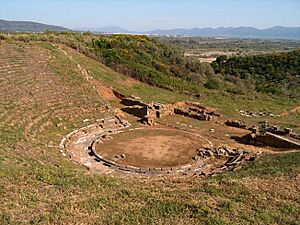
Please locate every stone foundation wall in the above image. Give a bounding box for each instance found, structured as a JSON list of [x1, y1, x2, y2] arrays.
[[225, 120, 247, 129], [122, 106, 148, 118], [118, 94, 219, 124], [174, 108, 212, 121], [121, 98, 148, 107], [185, 101, 221, 117], [243, 131, 300, 149], [256, 132, 300, 149]]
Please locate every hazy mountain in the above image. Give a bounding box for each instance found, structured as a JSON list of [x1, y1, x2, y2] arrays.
[[2, 19, 299, 40], [79, 26, 300, 40], [148, 26, 300, 40], [0, 19, 71, 32], [77, 26, 131, 33]]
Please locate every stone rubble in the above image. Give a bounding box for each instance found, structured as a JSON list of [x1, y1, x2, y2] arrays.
[[237, 110, 279, 118], [196, 147, 260, 175]]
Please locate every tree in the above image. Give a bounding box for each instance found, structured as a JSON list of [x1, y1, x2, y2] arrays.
[[216, 55, 228, 65]]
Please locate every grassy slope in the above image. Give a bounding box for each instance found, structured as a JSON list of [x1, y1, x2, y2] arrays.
[[66, 45, 300, 131], [1, 151, 299, 224], [0, 42, 300, 224]]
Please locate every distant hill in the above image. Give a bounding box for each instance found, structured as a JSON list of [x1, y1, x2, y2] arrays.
[[0, 19, 71, 32], [79, 26, 300, 40], [77, 26, 131, 34], [2, 19, 299, 39], [148, 26, 300, 40]]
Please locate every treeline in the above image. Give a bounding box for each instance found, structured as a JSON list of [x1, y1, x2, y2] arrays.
[[211, 50, 300, 98], [158, 36, 300, 52]]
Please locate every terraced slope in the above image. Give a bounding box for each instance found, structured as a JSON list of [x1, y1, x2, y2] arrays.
[[0, 42, 300, 224], [0, 42, 112, 158]]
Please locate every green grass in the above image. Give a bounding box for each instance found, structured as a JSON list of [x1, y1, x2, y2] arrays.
[[65, 46, 189, 103], [64, 44, 300, 118], [0, 124, 24, 148], [0, 151, 299, 224], [213, 152, 300, 179]]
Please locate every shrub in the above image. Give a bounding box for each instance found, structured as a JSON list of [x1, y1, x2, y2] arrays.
[[204, 78, 221, 90]]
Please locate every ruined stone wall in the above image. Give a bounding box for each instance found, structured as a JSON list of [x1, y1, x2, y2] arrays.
[[256, 132, 300, 149], [118, 95, 219, 124], [113, 90, 125, 99], [173, 101, 220, 121], [185, 101, 220, 116], [121, 98, 148, 107], [225, 120, 247, 129], [120, 97, 174, 122], [174, 108, 212, 121], [152, 104, 174, 118], [122, 106, 148, 118]]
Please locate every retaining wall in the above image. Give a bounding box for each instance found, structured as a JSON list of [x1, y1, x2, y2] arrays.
[[256, 132, 300, 149]]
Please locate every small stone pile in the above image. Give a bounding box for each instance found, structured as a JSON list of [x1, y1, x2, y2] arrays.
[[196, 147, 259, 174], [238, 110, 278, 118]]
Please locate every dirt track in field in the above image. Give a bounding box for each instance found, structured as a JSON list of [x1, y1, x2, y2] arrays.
[[280, 106, 300, 116]]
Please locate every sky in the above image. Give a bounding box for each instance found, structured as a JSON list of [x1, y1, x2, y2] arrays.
[[0, 0, 299, 31]]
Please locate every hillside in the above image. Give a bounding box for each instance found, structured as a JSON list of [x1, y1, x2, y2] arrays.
[[0, 19, 70, 32], [3, 32, 299, 99], [0, 35, 300, 224], [88, 34, 214, 89], [0, 32, 215, 93]]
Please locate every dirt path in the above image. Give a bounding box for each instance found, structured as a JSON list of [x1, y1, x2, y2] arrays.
[[55, 44, 118, 112], [280, 106, 300, 116], [56, 45, 94, 82]]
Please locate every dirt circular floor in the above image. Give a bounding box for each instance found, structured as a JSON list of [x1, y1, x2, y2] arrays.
[[94, 127, 211, 168]]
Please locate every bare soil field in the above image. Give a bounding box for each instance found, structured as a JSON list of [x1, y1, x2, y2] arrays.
[[95, 127, 211, 168]]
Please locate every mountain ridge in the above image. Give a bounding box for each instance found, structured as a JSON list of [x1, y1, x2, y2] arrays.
[[1, 19, 299, 40], [79, 26, 300, 40], [0, 19, 70, 32]]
